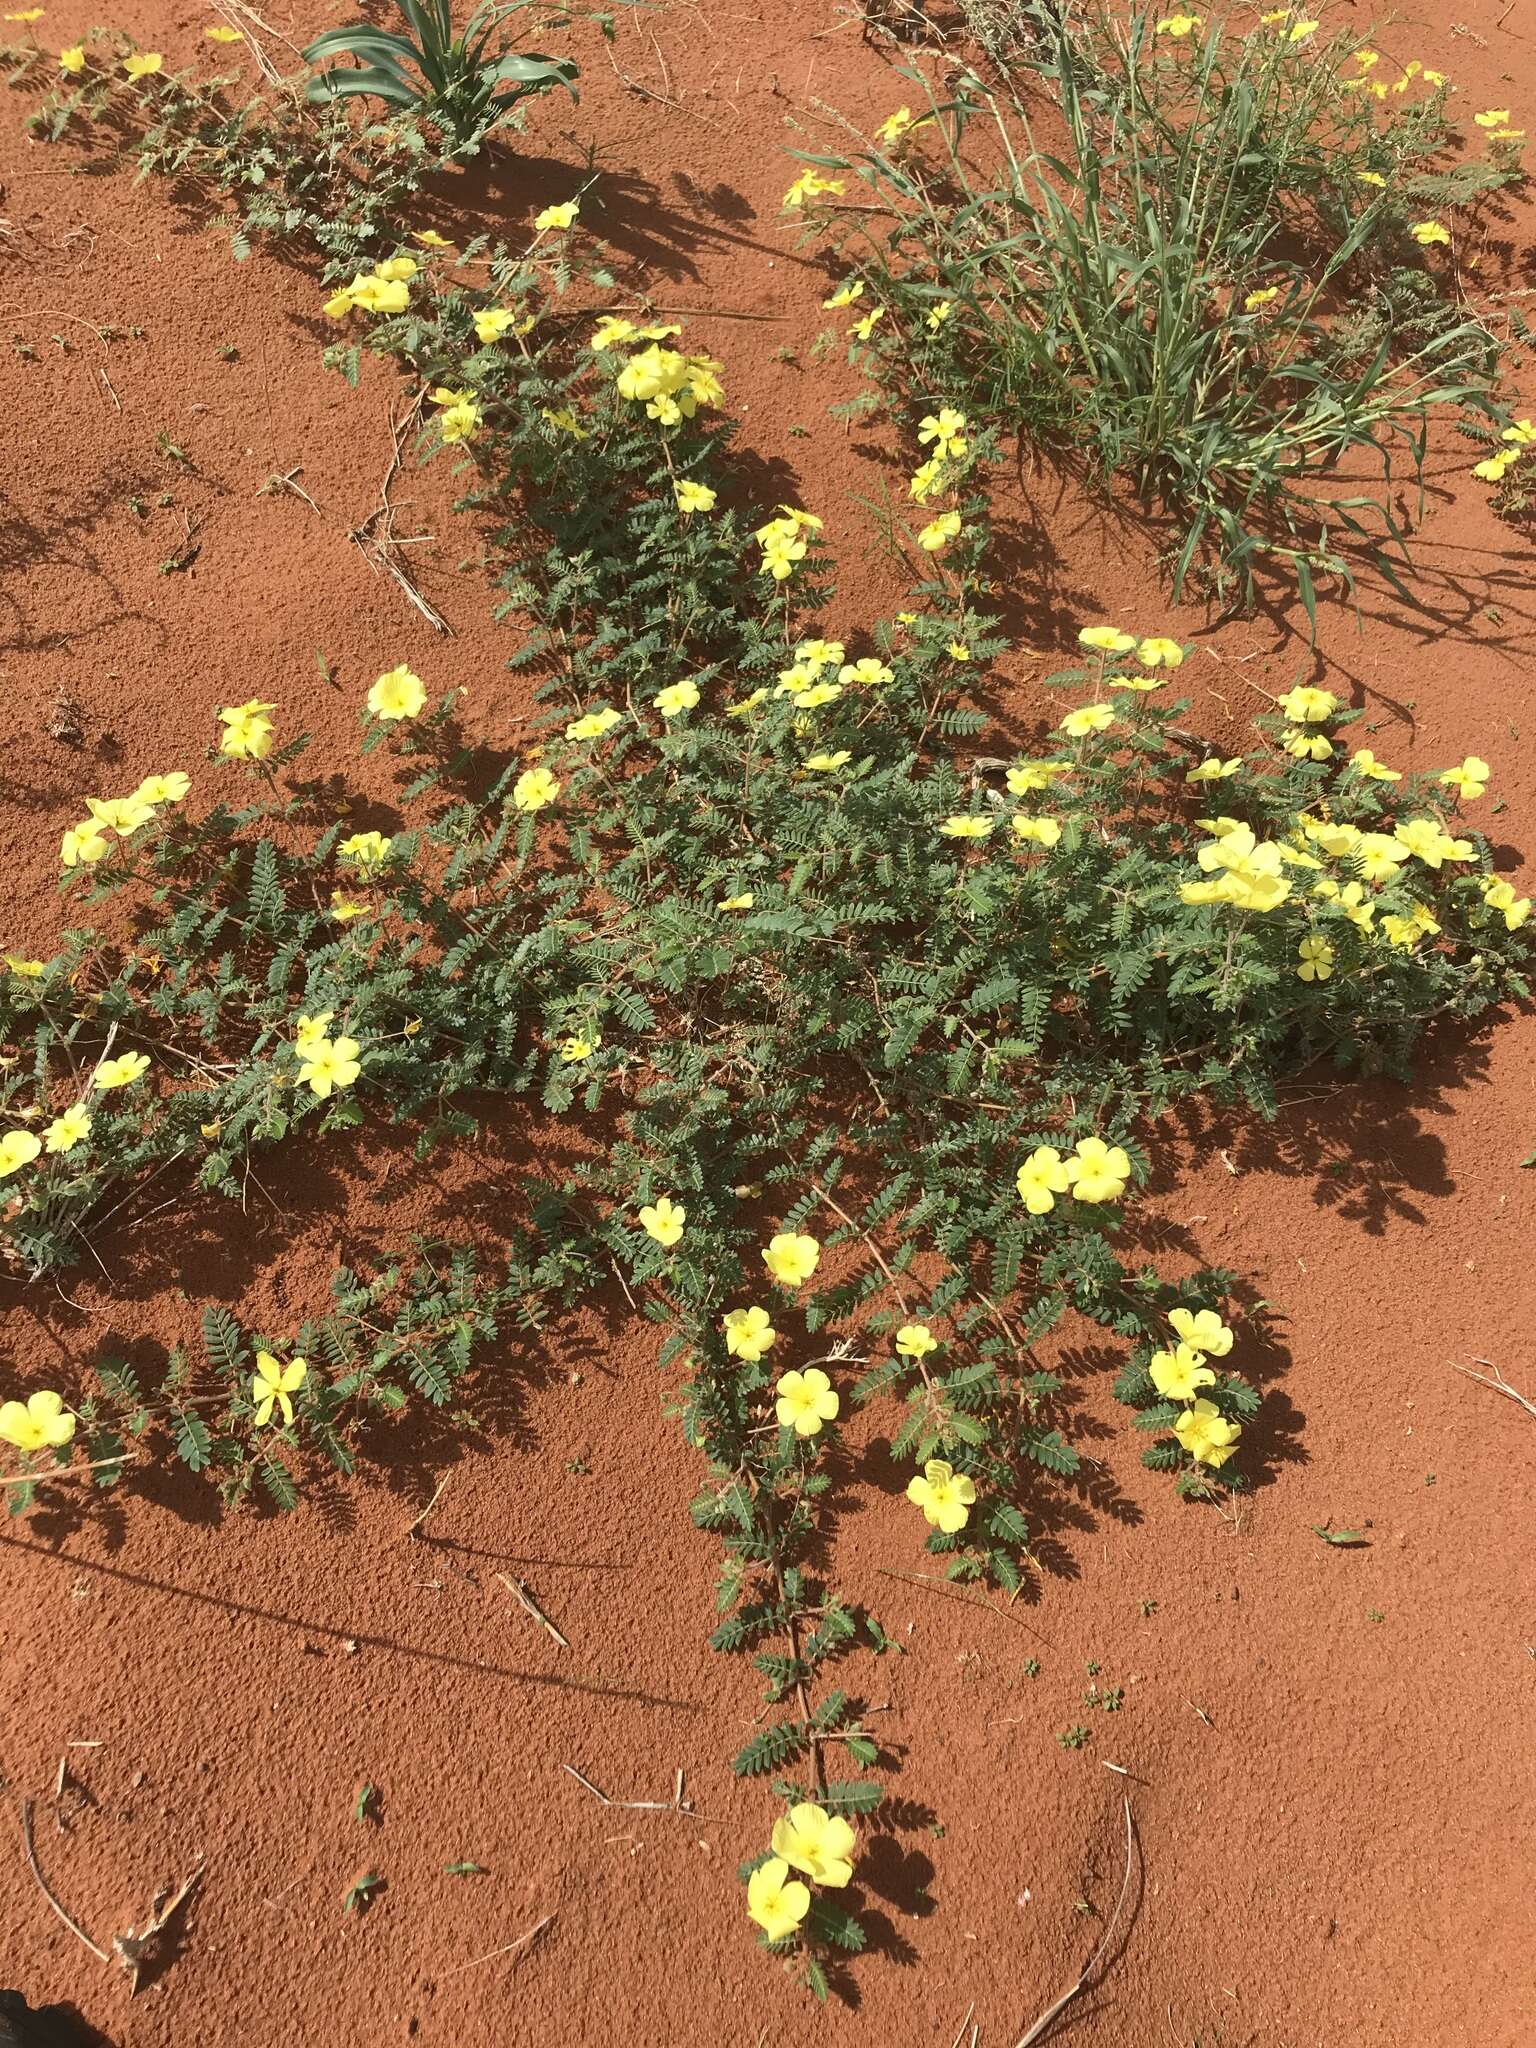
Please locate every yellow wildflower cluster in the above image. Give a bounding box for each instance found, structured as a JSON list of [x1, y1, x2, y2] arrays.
[[754, 505, 822, 582], [1149, 1307, 1242, 1468], [219, 698, 276, 760], [60, 770, 190, 869], [1015, 1135, 1133, 1213], [324, 254, 418, 320], [1473, 417, 1535, 487], [611, 331, 725, 427], [746, 1801, 857, 1942], [429, 383, 482, 445]]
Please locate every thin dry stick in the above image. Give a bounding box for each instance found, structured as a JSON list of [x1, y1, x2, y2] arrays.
[[877, 1565, 1051, 1644], [349, 402, 453, 634], [561, 1763, 695, 1814], [494, 1571, 569, 1650], [400, 1473, 449, 1539], [1012, 1797, 1137, 2048], [18, 1799, 110, 1963], [1454, 1359, 1536, 1422], [443, 1910, 556, 1976]]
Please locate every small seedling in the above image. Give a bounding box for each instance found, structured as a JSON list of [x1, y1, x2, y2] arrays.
[[1366, 1608, 1384, 1623], [1312, 1524, 1368, 1547], [343, 1869, 384, 1914], [443, 1859, 489, 1877], [155, 431, 191, 465], [353, 1781, 376, 1823], [217, 342, 239, 360], [1022, 1656, 1041, 1678], [1057, 1724, 1091, 1750], [1138, 1597, 1158, 1617], [866, 1615, 905, 1656]]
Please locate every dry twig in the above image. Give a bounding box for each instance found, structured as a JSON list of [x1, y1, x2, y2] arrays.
[[112, 1866, 203, 1993], [1454, 1358, 1536, 1423], [1011, 1797, 1138, 2048], [443, 1910, 556, 1976], [495, 1571, 569, 1649], [17, 1798, 110, 1963]]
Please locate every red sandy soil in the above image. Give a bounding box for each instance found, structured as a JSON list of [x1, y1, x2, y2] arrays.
[[1, 2, 1534, 2044]]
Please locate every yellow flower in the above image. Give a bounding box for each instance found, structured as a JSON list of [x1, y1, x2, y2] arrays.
[[472, 306, 520, 344], [1173, 1396, 1241, 1468], [6, 9, 46, 21], [92, 1051, 149, 1090], [1169, 1306, 1232, 1357], [84, 794, 155, 839], [927, 300, 952, 329], [1243, 286, 1279, 310], [330, 892, 371, 922], [772, 1802, 857, 1886], [775, 1367, 839, 1437], [1353, 49, 1380, 71], [1480, 879, 1531, 930], [298, 1035, 361, 1098], [6, 956, 46, 978], [918, 406, 968, 459], [44, 1105, 91, 1155], [1007, 760, 1073, 795], [533, 201, 579, 232], [206, 24, 243, 41], [746, 1857, 809, 1942], [674, 479, 717, 515], [1353, 832, 1409, 884], [559, 1033, 598, 1062], [1502, 420, 1536, 446], [218, 698, 276, 760], [1394, 818, 1471, 869], [1060, 703, 1115, 738], [639, 1196, 685, 1247], [1358, 171, 1387, 188], [1439, 756, 1489, 800], [1473, 454, 1514, 483], [913, 459, 944, 503], [1186, 757, 1242, 783], [947, 641, 971, 661], [367, 665, 427, 722], [718, 892, 755, 910], [804, 751, 851, 772], [1410, 220, 1451, 246], [0, 1130, 42, 1177], [1010, 813, 1062, 849], [822, 280, 864, 309], [797, 639, 845, 669], [294, 1012, 335, 1052], [566, 708, 624, 741], [654, 679, 700, 718], [875, 105, 917, 145], [133, 771, 190, 805], [1286, 18, 1319, 43], [433, 391, 481, 445], [1283, 727, 1333, 761], [838, 657, 892, 689], [123, 51, 164, 80], [373, 257, 418, 284], [1276, 685, 1339, 723], [1016, 1144, 1069, 1215], [1062, 1135, 1131, 1203], [723, 1306, 776, 1363], [940, 815, 995, 839], [782, 170, 845, 209], [1079, 625, 1136, 655], [60, 822, 109, 868], [412, 229, 454, 249], [1296, 935, 1334, 982], [339, 829, 392, 869], [906, 1458, 976, 1533], [59, 44, 85, 72], [251, 1352, 307, 1428], [0, 1390, 75, 1453], [512, 767, 561, 812], [1149, 1343, 1216, 1402], [895, 1323, 938, 1358], [851, 307, 886, 341], [1474, 109, 1512, 128], [763, 1232, 820, 1287], [1348, 748, 1400, 783], [1155, 14, 1202, 35], [1137, 635, 1185, 668], [917, 511, 961, 552]]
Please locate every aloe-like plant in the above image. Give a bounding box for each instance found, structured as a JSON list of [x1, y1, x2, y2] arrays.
[[303, 0, 577, 147]]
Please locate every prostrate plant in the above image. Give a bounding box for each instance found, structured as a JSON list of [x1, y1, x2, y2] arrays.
[[2, 37, 1532, 1994], [303, 0, 578, 148], [788, 2, 1524, 612]]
